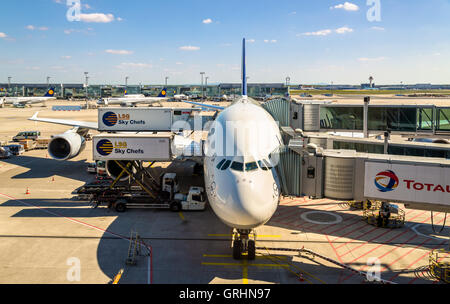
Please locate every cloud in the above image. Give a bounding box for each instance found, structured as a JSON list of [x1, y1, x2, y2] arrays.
[[335, 26, 354, 34], [202, 18, 213, 24], [300, 29, 332, 36], [371, 26, 385, 31], [247, 39, 255, 43], [331, 2, 359, 11], [27, 25, 49, 31], [300, 27, 353, 36], [61, 56, 72, 60], [116, 62, 152, 69], [0, 32, 7, 38], [358, 57, 387, 62], [26, 25, 35, 30], [289, 11, 297, 15], [175, 62, 183, 65], [264, 39, 277, 43], [39, 26, 49, 31], [105, 49, 134, 55], [79, 13, 115, 23], [179, 46, 200, 51]]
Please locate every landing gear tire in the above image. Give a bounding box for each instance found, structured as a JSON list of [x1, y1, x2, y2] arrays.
[[233, 240, 242, 260], [248, 240, 256, 260]]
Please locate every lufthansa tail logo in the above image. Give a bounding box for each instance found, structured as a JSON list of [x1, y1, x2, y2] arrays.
[[96, 139, 113, 156], [102, 112, 118, 127]]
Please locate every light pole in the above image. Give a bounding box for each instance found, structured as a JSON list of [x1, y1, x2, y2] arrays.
[[165, 77, 169, 87], [84, 72, 89, 99], [7, 77, 11, 96], [47, 76, 51, 89], [200, 72, 205, 100], [205, 76, 209, 99]]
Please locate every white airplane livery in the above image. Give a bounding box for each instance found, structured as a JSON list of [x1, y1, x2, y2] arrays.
[[1, 88, 56, 107], [97, 88, 168, 107], [29, 39, 283, 260]]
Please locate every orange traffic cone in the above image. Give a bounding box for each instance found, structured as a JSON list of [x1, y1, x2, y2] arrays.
[[25, 187, 30, 195], [51, 177, 55, 182], [298, 274, 305, 282]]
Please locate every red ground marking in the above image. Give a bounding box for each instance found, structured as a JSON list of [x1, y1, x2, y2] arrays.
[[312, 212, 361, 235], [335, 209, 416, 251], [0, 192, 154, 284], [392, 240, 447, 282], [330, 221, 371, 243], [339, 210, 440, 282], [339, 228, 396, 258]]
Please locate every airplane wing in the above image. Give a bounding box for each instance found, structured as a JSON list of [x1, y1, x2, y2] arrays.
[[29, 112, 98, 130], [182, 100, 225, 111]]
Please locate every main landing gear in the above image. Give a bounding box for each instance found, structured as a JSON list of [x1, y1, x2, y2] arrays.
[[232, 229, 256, 260]]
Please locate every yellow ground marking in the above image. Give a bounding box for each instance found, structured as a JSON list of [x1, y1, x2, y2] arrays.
[[243, 259, 248, 284], [201, 262, 289, 268], [261, 246, 327, 285], [179, 212, 185, 221], [208, 234, 281, 238], [203, 254, 287, 260], [112, 269, 124, 284]]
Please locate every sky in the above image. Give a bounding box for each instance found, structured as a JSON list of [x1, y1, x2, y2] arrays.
[[1, 0, 450, 85]]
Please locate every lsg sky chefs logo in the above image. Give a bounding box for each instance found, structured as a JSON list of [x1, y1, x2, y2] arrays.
[[102, 112, 146, 127]]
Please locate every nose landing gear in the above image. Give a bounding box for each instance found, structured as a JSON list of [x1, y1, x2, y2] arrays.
[[232, 229, 256, 260]]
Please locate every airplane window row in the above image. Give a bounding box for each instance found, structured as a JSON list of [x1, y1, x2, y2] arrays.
[[216, 158, 273, 172]]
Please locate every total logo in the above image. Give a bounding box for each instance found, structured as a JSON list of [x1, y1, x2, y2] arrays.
[[374, 170, 399, 192], [102, 111, 145, 127]]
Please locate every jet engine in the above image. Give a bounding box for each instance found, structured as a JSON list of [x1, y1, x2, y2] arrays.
[[48, 131, 86, 160], [105, 160, 137, 181]]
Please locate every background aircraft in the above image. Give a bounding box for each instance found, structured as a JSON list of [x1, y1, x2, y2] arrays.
[[97, 88, 168, 107], [0, 88, 56, 107]]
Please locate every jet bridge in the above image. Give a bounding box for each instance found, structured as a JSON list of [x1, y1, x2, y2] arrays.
[[275, 126, 450, 213]]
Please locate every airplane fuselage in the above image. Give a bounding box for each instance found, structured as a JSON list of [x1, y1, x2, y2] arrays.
[[204, 97, 282, 230]]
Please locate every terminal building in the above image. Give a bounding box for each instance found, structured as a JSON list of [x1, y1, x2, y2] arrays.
[[0, 83, 289, 99]]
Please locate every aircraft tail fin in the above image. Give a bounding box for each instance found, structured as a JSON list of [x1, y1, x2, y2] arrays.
[[158, 88, 168, 98], [44, 88, 55, 97], [242, 38, 247, 97]]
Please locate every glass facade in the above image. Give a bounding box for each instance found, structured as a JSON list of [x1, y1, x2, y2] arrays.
[[436, 108, 450, 131], [333, 141, 450, 159], [321, 105, 440, 133]]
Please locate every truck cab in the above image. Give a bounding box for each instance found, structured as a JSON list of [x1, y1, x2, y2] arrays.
[[161, 173, 180, 195], [174, 186, 207, 211]]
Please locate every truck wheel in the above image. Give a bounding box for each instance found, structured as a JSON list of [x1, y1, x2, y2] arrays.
[[170, 202, 181, 212], [115, 200, 127, 213], [248, 240, 256, 260], [233, 240, 242, 260]]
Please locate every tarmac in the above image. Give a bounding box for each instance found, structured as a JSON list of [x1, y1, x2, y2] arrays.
[[0, 100, 449, 284]]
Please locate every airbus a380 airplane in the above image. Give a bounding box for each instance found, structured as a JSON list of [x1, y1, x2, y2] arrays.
[[29, 39, 283, 260], [97, 88, 168, 107], [0, 88, 56, 107]]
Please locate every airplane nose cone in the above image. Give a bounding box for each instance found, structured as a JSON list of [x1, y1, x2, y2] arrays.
[[227, 178, 278, 229]]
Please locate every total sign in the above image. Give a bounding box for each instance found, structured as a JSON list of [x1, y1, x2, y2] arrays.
[[364, 162, 450, 206]]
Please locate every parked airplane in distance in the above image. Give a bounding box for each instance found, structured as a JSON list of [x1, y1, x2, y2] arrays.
[[0, 88, 56, 107], [97, 88, 168, 107]]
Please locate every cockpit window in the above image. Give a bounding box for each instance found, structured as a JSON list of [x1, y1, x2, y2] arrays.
[[230, 162, 244, 172], [216, 159, 226, 170], [263, 159, 273, 169], [258, 160, 269, 171], [221, 160, 231, 171], [245, 162, 259, 172]]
